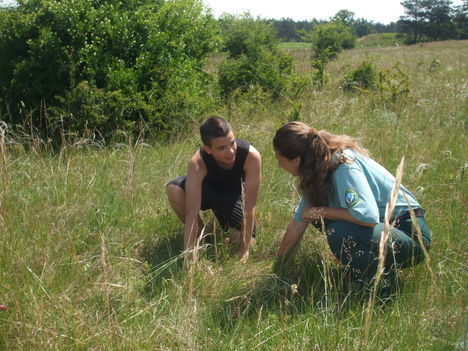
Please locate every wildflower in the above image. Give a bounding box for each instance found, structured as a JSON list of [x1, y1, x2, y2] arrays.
[[290, 283, 298, 295]]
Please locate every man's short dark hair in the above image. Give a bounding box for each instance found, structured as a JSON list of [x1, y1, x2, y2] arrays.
[[199, 116, 232, 146]]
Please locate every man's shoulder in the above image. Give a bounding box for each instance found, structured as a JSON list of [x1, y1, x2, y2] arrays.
[[188, 150, 207, 173], [237, 138, 260, 157], [189, 149, 202, 162], [244, 144, 261, 173], [247, 144, 261, 160], [236, 138, 250, 146]]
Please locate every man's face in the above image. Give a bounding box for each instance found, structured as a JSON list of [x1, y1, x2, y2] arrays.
[[204, 131, 237, 167]]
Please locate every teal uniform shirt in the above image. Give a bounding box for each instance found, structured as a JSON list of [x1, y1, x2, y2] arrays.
[[294, 149, 420, 223]]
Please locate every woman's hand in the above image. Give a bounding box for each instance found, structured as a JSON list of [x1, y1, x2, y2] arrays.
[[303, 206, 377, 227], [302, 206, 324, 221]]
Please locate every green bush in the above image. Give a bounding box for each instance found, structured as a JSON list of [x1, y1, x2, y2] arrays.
[[311, 22, 356, 60], [377, 63, 412, 105], [0, 0, 219, 141], [219, 51, 292, 99], [306, 22, 356, 88], [48, 82, 152, 138], [218, 14, 292, 99], [341, 60, 378, 92]]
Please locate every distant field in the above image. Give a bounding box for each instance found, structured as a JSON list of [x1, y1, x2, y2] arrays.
[[279, 33, 404, 52], [1, 40, 467, 350], [356, 33, 405, 48], [278, 41, 310, 50]]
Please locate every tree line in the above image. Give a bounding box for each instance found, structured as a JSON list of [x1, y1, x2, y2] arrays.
[[400, 0, 468, 42], [270, 0, 468, 43], [270, 14, 398, 42]]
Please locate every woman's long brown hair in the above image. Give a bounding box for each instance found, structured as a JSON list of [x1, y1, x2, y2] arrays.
[[273, 121, 369, 206]]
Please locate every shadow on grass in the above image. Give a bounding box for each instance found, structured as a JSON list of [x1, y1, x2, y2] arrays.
[[207, 249, 369, 332], [138, 224, 232, 299], [138, 230, 186, 298]]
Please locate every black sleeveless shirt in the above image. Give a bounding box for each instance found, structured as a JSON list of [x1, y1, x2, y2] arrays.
[[200, 138, 250, 194]]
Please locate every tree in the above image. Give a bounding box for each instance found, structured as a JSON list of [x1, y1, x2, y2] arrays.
[[272, 18, 301, 42], [425, 0, 454, 40], [453, 0, 468, 38], [221, 14, 279, 58], [332, 9, 356, 27], [310, 22, 355, 56], [400, 0, 430, 43], [353, 18, 376, 37], [399, 0, 461, 42], [307, 22, 355, 87]]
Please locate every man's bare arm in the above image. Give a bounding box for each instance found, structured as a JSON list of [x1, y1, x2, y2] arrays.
[[183, 151, 207, 252], [238, 145, 261, 261]]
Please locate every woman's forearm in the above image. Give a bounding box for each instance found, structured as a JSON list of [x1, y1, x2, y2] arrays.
[[277, 220, 309, 256], [304, 207, 377, 227]]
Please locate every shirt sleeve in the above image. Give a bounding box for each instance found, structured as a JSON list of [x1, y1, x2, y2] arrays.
[[294, 196, 309, 222], [333, 163, 379, 224]]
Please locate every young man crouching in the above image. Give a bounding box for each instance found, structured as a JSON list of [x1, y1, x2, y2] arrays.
[[166, 116, 261, 262]]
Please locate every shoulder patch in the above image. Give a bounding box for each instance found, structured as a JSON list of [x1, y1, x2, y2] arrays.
[[344, 189, 359, 208]]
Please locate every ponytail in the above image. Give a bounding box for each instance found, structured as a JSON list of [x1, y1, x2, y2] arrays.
[[301, 129, 332, 206]]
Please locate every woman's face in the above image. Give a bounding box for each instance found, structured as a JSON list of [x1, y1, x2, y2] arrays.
[[275, 151, 300, 176]]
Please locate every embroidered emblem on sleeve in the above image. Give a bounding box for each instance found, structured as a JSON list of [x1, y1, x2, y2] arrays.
[[345, 189, 359, 208]]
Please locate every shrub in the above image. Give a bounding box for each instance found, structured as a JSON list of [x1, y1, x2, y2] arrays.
[[219, 51, 292, 99], [306, 22, 356, 87], [218, 14, 292, 99], [0, 0, 220, 141], [342, 60, 378, 92], [377, 63, 412, 105], [311, 23, 356, 60], [49, 82, 152, 138]]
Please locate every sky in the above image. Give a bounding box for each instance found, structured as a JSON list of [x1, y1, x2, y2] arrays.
[[202, 0, 463, 24], [1, 0, 463, 24]]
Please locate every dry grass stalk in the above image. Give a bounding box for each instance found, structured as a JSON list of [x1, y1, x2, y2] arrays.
[[241, 181, 247, 262], [0, 121, 8, 185], [100, 233, 113, 332], [126, 138, 136, 194], [362, 155, 406, 345], [0, 122, 9, 226], [188, 222, 207, 297], [125, 130, 146, 196], [404, 194, 436, 287]]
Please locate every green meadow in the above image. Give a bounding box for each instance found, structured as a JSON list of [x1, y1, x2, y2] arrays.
[[0, 40, 467, 350]]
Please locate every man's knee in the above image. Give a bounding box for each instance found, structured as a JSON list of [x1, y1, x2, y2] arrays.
[[166, 183, 184, 201]]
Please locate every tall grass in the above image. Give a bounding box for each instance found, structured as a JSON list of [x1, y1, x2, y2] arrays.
[[0, 40, 467, 350]]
